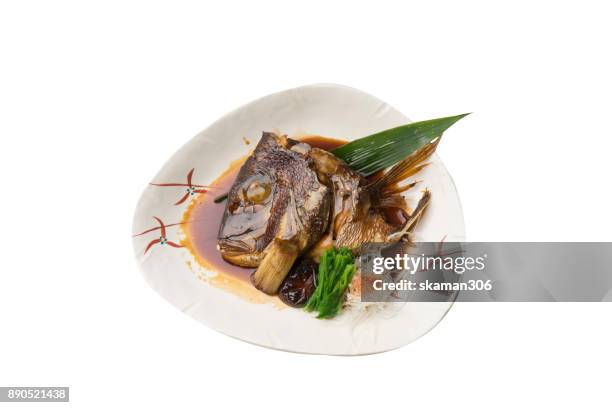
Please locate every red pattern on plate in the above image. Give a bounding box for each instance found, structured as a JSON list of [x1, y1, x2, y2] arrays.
[[133, 217, 185, 254], [150, 168, 213, 205]]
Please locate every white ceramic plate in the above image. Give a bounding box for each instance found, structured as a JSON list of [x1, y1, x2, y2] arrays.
[[132, 84, 465, 355]]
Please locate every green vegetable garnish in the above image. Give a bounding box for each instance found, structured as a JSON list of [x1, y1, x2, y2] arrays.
[[332, 113, 470, 176], [305, 247, 356, 319], [213, 192, 229, 203]]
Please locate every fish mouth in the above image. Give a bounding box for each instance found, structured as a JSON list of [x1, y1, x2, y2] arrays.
[[217, 238, 264, 267]]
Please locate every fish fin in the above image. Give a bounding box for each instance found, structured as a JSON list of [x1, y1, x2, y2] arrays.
[[405, 189, 431, 229], [382, 180, 420, 196], [369, 138, 440, 194], [250, 240, 299, 295], [386, 190, 431, 242]]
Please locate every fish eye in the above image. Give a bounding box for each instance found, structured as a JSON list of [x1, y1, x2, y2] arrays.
[[244, 180, 272, 204]]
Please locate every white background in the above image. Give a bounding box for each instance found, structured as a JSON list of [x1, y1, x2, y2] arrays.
[[1, 1, 611, 407]]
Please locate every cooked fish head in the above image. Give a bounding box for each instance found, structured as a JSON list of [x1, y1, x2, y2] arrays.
[[217, 133, 331, 274]]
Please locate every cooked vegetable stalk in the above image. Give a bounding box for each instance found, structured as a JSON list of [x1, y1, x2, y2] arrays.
[[251, 240, 299, 295], [332, 113, 470, 176], [305, 248, 356, 319]]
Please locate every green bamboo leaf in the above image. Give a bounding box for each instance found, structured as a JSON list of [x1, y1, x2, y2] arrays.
[[332, 113, 470, 176]]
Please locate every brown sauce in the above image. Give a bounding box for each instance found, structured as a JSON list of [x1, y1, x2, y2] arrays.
[[181, 135, 348, 284], [298, 135, 347, 151], [182, 157, 251, 281]]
